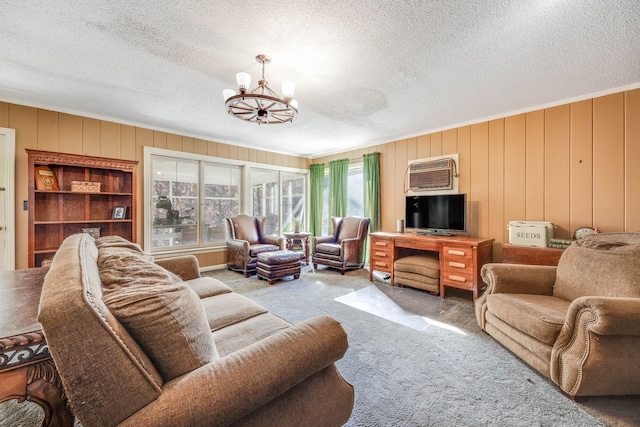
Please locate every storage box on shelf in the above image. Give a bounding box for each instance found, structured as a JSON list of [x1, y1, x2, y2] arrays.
[[27, 149, 138, 267]]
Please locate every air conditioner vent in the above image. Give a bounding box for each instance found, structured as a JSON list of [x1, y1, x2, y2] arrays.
[[408, 158, 453, 191]]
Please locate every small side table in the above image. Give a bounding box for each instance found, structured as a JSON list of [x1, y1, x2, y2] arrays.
[[283, 232, 312, 265]]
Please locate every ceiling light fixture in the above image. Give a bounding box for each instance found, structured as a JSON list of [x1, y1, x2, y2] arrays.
[[223, 54, 298, 125]]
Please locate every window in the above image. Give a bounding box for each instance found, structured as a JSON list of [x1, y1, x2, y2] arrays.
[[250, 168, 306, 235], [321, 163, 364, 235], [203, 163, 241, 243], [150, 156, 200, 249], [144, 147, 307, 254]]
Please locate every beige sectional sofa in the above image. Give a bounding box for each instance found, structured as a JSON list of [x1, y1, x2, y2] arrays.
[[38, 234, 354, 426], [475, 232, 640, 397]]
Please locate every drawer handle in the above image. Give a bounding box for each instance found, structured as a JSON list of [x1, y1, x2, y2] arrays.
[[447, 249, 466, 256], [375, 242, 388, 247], [374, 251, 387, 257], [448, 275, 466, 282], [448, 261, 466, 268], [374, 261, 388, 267]]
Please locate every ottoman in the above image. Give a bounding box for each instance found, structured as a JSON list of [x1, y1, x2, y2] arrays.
[[394, 254, 440, 294], [256, 250, 302, 285]]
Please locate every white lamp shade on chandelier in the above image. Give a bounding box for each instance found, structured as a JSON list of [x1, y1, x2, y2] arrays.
[[223, 54, 298, 124]]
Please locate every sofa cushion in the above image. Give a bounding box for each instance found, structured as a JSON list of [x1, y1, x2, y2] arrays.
[[185, 276, 232, 298], [554, 239, 640, 302], [96, 236, 218, 382], [486, 294, 570, 345]]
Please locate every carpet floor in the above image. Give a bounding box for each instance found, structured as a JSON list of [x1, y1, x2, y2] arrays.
[[2, 266, 639, 426]]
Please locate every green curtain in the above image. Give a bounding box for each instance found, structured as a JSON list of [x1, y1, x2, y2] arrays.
[[309, 163, 325, 238], [328, 158, 349, 232], [363, 152, 381, 263]]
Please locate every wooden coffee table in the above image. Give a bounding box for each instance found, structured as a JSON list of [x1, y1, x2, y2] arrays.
[[0, 267, 74, 426]]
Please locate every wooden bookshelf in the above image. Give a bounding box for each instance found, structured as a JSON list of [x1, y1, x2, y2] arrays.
[[27, 150, 138, 267]]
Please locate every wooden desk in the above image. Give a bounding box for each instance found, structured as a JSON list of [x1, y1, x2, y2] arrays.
[[0, 267, 74, 427], [369, 232, 494, 300], [502, 244, 565, 266]]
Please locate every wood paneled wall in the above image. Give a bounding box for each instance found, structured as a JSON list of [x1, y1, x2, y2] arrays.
[[315, 89, 640, 260], [3, 88, 639, 267], [0, 103, 310, 269]]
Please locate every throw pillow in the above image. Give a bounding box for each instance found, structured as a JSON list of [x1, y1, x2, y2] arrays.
[[97, 236, 218, 382]]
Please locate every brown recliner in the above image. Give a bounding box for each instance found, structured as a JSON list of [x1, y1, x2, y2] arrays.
[[224, 215, 283, 277], [475, 232, 640, 397], [312, 216, 370, 274]]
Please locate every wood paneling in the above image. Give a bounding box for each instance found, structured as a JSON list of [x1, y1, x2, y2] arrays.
[[469, 122, 489, 238], [166, 133, 182, 152], [625, 90, 640, 231], [525, 110, 544, 221], [488, 119, 504, 253], [544, 105, 571, 237], [593, 93, 624, 232], [58, 113, 83, 155], [417, 134, 431, 159], [442, 128, 457, 155], [100, 121, 121, 159], [5, 105, 309, 268], [570, 100, 593, 233], [37, 109, 58, 152], [6, 88, 640, 268], [504, 114, 526, 240], [82, 118, 100, 156]]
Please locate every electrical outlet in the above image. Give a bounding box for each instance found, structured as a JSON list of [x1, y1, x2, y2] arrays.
[[23, 200, 28, 210]]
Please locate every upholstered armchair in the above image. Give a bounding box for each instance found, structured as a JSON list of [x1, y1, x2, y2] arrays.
[[312, 216, 370, 274], [475, 232, 640, 397], [224, 215, 283, 277]]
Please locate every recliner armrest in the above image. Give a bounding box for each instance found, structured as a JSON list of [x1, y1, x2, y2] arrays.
[[155, 255, 201, 281], [122, 315, 349, 426], [560, 296, 640, 337], [481, 263, 556, 295]]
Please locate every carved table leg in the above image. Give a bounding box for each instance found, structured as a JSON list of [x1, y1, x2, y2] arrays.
[[0, 360, 74, 427]]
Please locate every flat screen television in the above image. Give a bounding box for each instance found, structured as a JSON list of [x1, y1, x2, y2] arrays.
[[405, 194, 467, 235]]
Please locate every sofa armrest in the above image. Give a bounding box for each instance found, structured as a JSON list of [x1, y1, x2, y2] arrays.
[[551, 297, 640, 395], [481, 263, 556, 295], [121, 315, 349, 427], [154, 255, 201, 281]]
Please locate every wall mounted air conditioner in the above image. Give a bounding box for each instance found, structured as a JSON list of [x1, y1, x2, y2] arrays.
[[406, 154, 459, 195]]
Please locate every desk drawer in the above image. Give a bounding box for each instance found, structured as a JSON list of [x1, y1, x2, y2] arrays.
[[370, 257, 392, 272]]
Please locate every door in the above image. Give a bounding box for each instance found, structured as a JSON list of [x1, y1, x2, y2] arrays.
[[0, 127, 16, 271]]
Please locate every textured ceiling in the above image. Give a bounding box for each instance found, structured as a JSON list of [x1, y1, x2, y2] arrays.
[[1, 1, 639, 158]]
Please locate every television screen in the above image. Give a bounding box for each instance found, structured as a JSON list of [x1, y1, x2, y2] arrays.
[[405, 194, 466, 234]]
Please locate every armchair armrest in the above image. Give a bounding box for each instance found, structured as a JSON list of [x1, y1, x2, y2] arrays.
[[558, 296, 640, 339], [341, 238, 361, 263], [314, 235, 335, 246], [481, 263, 556, 295], [551, 297, 640, 395], [122, 315, 348, 427], [263, 235, 283, 249], [154, 255, 201, 281]]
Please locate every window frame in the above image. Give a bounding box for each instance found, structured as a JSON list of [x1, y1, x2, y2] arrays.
[[144, 147, 308, 255]]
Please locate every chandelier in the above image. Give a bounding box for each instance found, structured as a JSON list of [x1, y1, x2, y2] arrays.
[[223, 54, 298, 124]]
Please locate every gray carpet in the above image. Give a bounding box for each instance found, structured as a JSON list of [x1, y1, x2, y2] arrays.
[[203, 266, 640, 427], [2, 266, 639, 426]]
